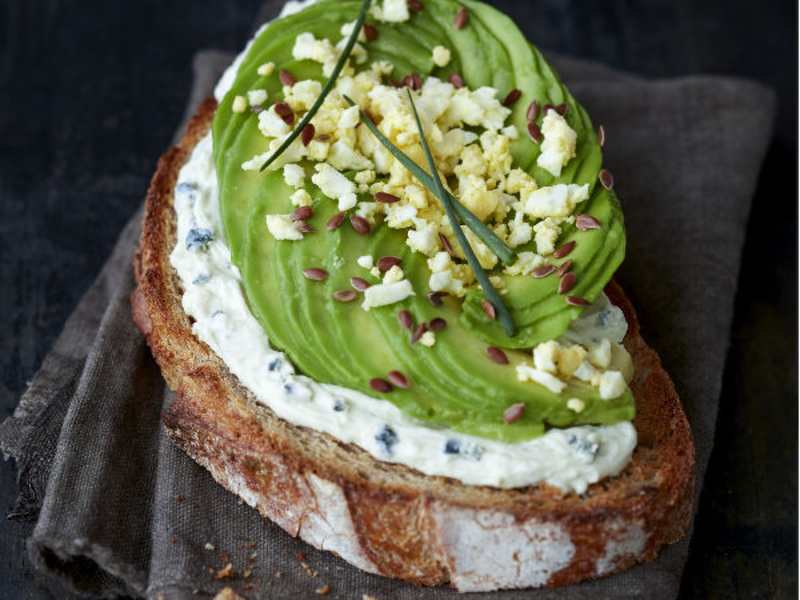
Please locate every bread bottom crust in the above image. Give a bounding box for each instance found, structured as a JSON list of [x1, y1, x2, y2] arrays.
[[132, 98, 695, 591]]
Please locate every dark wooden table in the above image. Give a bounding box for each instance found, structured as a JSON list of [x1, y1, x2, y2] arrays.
[[1, 1, 796, 598]]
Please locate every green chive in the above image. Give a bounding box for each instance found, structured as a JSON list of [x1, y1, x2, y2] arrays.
[[406, 90, 518, 337], [259, 0, 371, 171], [342, 96, 516, 266]]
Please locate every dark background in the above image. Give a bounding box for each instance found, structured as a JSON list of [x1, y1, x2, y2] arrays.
[[0, 0, 796, 597]]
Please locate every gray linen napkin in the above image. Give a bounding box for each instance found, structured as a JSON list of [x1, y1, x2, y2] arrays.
[[0, 32, 775, 600]]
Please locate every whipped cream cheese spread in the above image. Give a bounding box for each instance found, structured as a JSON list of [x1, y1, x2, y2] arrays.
[[170, 132, 636, 493]]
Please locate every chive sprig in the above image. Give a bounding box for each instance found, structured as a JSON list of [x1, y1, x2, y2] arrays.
[[259, 0, 371, 171], [406, 90, 517, 337], [342, 96, 516, 266]]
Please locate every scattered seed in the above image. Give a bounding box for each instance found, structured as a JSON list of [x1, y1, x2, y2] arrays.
[[553, 240, 576, 259], [302, 268, 328, 281], [411, 322, 428, 344], [599, 169, 614, 190], [453, 7, 469, 29], [526, 100, 539, 122], [315, 585, 330, 596], [503, 89, 522, 107], [316, 133, 331, 142], [531, 264, 556, 278], [375, 191, 400, 203], [273, 100, 294, 125], [349, 214, 371, 235], [407, 72, 423, 90], [486, 346, 509, 365], [279, 69, 296, 86], [575, 214, 602, 230], [301, 123, 315, 146], [398, 309, 414, 331], [363, 22, 378, 41], [387, 370, 410, 388], [369, 378, 392, 393], [332, 290, 357, 302], [597, 124, 605, 147], [481, 299, 496, 320], [290, 206, 313, 221], [428, 317, 447, 331], [527, 121, 542, 143], [326, 211, 345, 231], [439, 233, 454, 255], [427, 291, 445, 306], [555, 103, 569, 116], [558, 272, 577, 295], [407, 0, 423, 11], [389, 79, 403, 88], [377, 256, 403, 271], [294, 220, 316, 233], [557, 259, 573, 277], [448, 73, 464, 89], [503, 402, 525, 424], [350, 277, 371, 291], [566, 296, 591, 307]]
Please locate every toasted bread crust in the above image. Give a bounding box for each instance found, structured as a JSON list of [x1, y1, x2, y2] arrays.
[[133, 99, 695, 591]]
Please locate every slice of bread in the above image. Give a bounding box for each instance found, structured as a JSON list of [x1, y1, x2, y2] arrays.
[[132, 97, 695, 592]]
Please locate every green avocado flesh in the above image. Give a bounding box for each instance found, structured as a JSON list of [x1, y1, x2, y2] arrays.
[[213, 0, 634, 442]]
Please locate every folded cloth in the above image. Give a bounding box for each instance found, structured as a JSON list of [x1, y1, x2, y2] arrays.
[[0, 18, 775, 600]]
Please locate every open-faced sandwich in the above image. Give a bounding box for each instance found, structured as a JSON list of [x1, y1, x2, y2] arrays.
[[132, 0, 695, 591]]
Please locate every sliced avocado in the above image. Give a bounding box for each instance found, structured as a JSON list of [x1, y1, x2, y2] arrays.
[[215, 0, 634, 442]]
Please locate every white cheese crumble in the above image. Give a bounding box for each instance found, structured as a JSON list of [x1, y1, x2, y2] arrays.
[[537, 109, 578, 177], [432, 45, 452, 67], [247, 89, 268, 106], [232, 95, 248, 113], [266, 214, 303, 240], [362, 280, 415, 309]]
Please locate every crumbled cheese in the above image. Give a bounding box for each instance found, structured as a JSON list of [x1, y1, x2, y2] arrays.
[[533, 218, 561, 255], [419, 331, 436, 347], [355, 201, 381, 225], [357, 255, 374, 269], [382, 265, 405, 284], [232, 95, 248, 113], [533, 341, 560, 373], [432, 45, 452, 68], [406, 221, 439, 256], [362, 280, 415, 309], [258, 107, 292, 138], [521, 183, 589, 219], [537, 109, 578, 177], [247, 89, 268, 106], [516, 364, 567, 394], [290, 189, 312, 207], [589, 338, 612, 369], [557, 345, 588, 378], [502, 124, 519, 139], [596, 371, 626, 399], [340, 20, 368, 43], [257, 62, 275, 76], [370, 0, 410, 23], [566, 398, 586, 413], [572, 360, 597, 383], [311, 164, 358, 210], [283, 164, 305, 188], [266, 215, 303, 240], [292, 32, 338, 65], [503, 251, 544, 277], [505, 168, 537, 195], [355, 169, 376, 185]]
